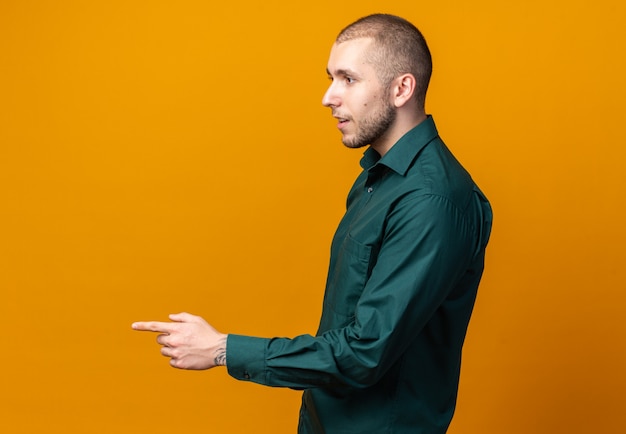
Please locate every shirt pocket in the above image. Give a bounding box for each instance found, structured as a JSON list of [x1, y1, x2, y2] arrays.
[[324, 234, 373, 320]]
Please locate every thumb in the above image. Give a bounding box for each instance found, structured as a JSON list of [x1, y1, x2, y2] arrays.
[[169, 312, 195, 322]]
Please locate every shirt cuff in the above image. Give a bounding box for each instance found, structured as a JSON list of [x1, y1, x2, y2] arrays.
[[226, 334, 269, 384]]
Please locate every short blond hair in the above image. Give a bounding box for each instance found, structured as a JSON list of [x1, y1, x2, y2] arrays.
[[337, 14, 432, 109]]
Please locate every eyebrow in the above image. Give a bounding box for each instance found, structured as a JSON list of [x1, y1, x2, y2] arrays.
[[326, 67, 360, 78]]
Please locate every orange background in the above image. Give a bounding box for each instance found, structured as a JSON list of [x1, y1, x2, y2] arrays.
[[1, 1, 625, 433]]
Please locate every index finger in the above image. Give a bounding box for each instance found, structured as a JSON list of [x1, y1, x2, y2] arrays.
[[131, 321, 176, 333]]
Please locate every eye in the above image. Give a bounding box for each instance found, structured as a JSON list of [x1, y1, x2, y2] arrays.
[[345, 76, 355, 84]]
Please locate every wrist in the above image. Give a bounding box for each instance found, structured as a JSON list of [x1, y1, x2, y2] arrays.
[[214, 334, 228, 367]]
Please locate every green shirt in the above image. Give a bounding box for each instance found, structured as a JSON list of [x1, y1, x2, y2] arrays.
[[227, 116, 493, 433]]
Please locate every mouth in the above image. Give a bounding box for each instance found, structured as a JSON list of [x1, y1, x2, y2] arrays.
[[333, 114, 350, 130]]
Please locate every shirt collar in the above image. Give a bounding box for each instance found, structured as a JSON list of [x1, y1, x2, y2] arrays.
[[360, 115, 439, 176]]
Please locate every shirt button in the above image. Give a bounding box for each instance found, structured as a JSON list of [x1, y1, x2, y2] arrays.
[[367, 187, 374, 193], [243, 371, 250, 380]]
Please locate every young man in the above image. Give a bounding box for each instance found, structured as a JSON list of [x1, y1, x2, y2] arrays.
[[133, 14, 492, 433]]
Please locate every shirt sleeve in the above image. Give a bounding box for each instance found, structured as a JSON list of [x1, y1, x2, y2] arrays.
[[227, 192, 483, 389]]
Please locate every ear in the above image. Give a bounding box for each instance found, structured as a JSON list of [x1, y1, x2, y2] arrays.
[[391, 73, 417, 108]]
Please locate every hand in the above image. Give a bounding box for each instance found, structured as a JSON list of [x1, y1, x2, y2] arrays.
[[132, 312, 227, 370]]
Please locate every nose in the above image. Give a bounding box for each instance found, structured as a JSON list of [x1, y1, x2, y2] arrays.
[[322, 81, 340, 108]]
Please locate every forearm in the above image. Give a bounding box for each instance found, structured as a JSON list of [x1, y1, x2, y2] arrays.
[[225, 330, 393, 390]]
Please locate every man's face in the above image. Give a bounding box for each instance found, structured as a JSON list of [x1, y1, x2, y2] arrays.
[[323, 38, 396, 150]]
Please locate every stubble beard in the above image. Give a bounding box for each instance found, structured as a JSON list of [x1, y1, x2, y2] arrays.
[[342, 99, 396, 149]]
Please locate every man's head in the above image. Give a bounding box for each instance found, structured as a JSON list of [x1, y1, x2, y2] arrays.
[[337, 14, 432, 111], [323, 14, 432, 154]]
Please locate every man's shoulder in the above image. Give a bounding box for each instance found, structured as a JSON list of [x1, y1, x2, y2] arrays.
[[402, 138, 477, 209]]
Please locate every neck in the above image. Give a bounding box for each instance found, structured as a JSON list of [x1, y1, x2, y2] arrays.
[[370, 111, 427, 156]]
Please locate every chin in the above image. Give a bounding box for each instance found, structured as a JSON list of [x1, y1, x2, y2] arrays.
[[342, 136, 367, 149]]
